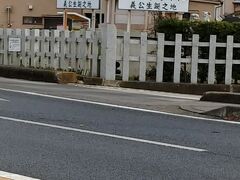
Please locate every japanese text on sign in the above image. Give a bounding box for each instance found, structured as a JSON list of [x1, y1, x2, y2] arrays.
[[119, 0, 189, 12], [8, 38, 21, 52], [57, 0, 100, 9]]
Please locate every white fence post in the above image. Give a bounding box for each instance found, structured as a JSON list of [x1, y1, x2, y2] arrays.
[[59, 31, 65, 70], [174, 34, 182, 83], [156, 33, 165, 83], [74, 31, 80, 71], [20, 29, 25, 67], [77, 30, 87, 74], [23, 29, 31, 67], [70, 31, 77, 71], [191, 34, 199, 84], [3, 29, 8, 65], [65, 30, 70, 70], [4, 29, 13, 65], [7, 29, 13, 65], [7, 29, 12, 65], [59, 30, 68, 70], [0, 29, 3, 65], [122, 32, 130, 81], [225, 36, 234, 85], [40, 30, 49, 68], [91, 31, 99, 77], [208, 35, 217, 84], [139, 32, 147, 82], [30, 29, 40, 68], [21, 29, 25, 67], [51, 30, 60, 70], [11, 29, 21, 66], [86, 30, 92, 75]]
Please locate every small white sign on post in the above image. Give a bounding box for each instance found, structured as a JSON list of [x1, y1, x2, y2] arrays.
[[8, 38, 21, 52], [119, 0, 189, 12], [57, 0, 100, 9]]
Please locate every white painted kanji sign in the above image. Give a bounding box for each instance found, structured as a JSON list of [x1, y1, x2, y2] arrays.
[[57, 0, 100, 9], [119, 0, 189, 12], [8, 38, 21, 52]]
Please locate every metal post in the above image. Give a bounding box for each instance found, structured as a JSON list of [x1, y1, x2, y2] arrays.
[[92, 9, 96, 30], [144, 11, 148, 31], [63, 9, 68, 30], [106, 0, 111, 23], [100, 0, 103, 24], [111, 0, 116, 24]]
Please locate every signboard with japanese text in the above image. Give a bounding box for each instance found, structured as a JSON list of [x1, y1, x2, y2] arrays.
[[57, 0, 100, 9], [8, 38, 21, 52], [118, 0, 189, 12]]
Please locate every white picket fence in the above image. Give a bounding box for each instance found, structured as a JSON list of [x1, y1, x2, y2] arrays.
[[0, 27, 239, 85], [116, 32, 239, 85], [0, 28, 101, 76]]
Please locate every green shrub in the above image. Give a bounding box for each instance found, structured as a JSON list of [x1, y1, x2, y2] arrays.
[[0, 66, 58, 83], [154, 18, 240, 84], [154, 18, 192, 41], [154, 18, 237, 42]]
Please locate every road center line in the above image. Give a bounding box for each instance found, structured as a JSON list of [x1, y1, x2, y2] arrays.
[[0, 170, 39, 180], [0, 87, 239, 125], [0, 115, 207, 152]]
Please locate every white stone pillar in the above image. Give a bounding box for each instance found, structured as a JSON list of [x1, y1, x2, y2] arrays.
[[100, 24, 117, 80]]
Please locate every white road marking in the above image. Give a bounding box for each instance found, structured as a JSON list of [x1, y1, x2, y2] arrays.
[[0, 87, 239, 125], [0, 98, 9, 102], [0, 115, 207, 152], [0, 170, 39, 180]]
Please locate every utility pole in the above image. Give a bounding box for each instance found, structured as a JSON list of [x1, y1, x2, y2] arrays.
[[92, 9, 96, 30], [111, 0, 116, 24], [63, 9, 68, 30], [127, 10, 131, 32], [106, 0, 111, 23], [144, 11, 148, 31]]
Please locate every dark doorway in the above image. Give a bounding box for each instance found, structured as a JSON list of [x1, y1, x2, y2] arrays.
[[44, 17, 72, 30], [85, 13, 104, 28]]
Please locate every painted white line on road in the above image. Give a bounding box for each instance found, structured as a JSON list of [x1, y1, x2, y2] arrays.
[[0, 170, 39, 180], [0, 87, 239, 125], [0, 115, 207, 152], [0, 98, 9, 102]]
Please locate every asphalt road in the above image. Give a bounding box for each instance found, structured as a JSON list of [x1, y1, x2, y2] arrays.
[[0, 78, 239, 180]]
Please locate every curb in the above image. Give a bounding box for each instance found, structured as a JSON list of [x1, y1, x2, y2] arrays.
[[81, 77, 240, 95], [200, 92, 240, 104]]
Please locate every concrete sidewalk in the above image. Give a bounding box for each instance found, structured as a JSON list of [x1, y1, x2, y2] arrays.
[[180, 101, 240, 114], [77, 84, 240, 119], [81, 78, 240, 119]]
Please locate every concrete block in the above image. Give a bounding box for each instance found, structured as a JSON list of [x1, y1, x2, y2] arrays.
[[83, 76, 103, 85], [56, 72, 78, 84], [200, 92, 240, 104]]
